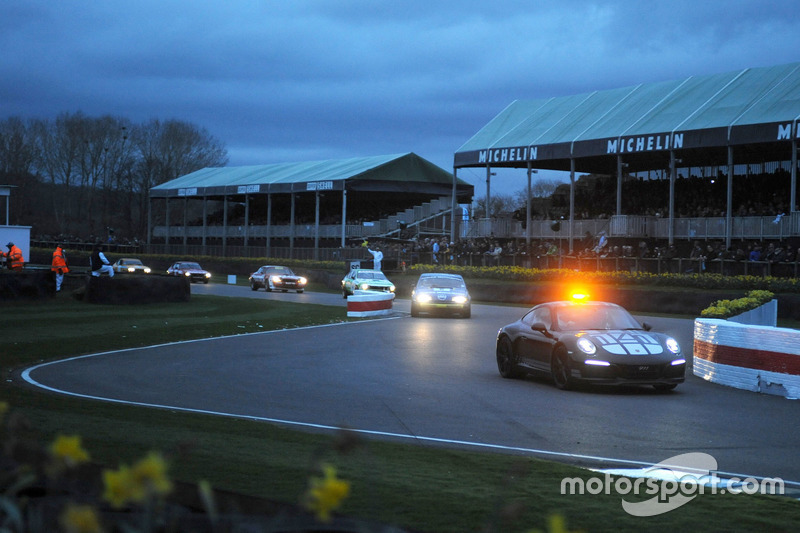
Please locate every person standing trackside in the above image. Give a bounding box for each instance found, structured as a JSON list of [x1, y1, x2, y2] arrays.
[[90, 243, 114, 277], [5, 242, 24, 271], [368, 246, 383, 271], [51, 244, 70, 291]]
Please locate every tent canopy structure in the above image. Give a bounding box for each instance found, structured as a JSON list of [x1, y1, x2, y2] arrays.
[[455, 62, 800, 174], [151, 152, 473, 201]]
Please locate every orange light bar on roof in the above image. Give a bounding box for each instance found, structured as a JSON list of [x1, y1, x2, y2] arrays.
[[571, 291, 590, 302]]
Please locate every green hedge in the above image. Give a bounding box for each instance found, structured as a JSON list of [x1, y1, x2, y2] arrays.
[[700, 290, 775, 319], [408, 263, 800, 293], [33, 248, 800, 294]]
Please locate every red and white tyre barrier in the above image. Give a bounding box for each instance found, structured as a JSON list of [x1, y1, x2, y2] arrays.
[[693, 318, 800, 399], [347, 290, 395, 317]]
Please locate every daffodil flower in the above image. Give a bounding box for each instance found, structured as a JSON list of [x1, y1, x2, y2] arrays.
[[50, 434, 90, 467], [303, 463, 351, 522]]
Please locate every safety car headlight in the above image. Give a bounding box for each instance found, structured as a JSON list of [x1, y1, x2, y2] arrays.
[[184, 272, 191, 277], [666, 337, 681, 354], [205, 272, 212, 278], [417, 293, 432, 303], [452, 295, 468, 304], [270, 275, 282, 284], [144, 267, 151, 274], [298, 277, 307, 285], [577, 338, 597, 355]]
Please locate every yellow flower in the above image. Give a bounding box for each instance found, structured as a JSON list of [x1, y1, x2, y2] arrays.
[[130, 451, 173, 501], [50, 434, 90, 467], [303, 463, 351, 522], [59, 503, 104, 533], [102, 452, 172, 508], [103, 465, 135, 508]]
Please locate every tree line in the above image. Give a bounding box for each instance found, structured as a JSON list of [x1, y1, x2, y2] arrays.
[[0, 112, 228, 243]]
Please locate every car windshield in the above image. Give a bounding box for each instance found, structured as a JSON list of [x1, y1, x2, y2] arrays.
[[358, 271, 387, 281], [181, 263, 202, 270], [553, 304, 641, 331], [125, 259, 143, 266], [267, 267, 293, 275], [419, 277, 463, 289]]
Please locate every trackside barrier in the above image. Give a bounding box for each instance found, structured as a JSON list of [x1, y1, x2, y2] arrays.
[[347, 290, 394, 318], [693, 318, 800, 399]]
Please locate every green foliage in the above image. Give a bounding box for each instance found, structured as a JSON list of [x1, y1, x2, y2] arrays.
[[700, 290, 775, 319]]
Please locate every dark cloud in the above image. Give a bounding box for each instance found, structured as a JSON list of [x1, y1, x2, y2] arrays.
[[2, 0, 799, 196]]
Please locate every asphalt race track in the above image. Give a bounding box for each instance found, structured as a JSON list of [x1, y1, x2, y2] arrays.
[[21, 282, 800, 489]]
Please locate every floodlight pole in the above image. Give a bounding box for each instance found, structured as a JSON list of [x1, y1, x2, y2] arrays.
[[526, 161, 533, 248], [340, 188, 347, 248], [726, 146, 734, 249], [616, 156, 624, 216], [668, 151, 677, 245], [569, 159, 575, 254], [485, 165, 492, 220], [451, 167, 457, 242], [314, 189, 320, 261], [266, 193, 272, 258], [791, 138, 798, 212]]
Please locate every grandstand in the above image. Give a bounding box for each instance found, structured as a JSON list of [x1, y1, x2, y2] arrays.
[[147, 152, 473, 259], [455, 61, 800, 250]]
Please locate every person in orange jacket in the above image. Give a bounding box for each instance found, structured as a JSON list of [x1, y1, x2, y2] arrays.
[[5, 242, 24, 271], [51, 244, 70, 291]]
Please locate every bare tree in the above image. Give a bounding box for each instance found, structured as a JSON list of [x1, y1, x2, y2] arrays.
[[33, 112, 87, 234], [128, 119, 228, 235], [0, 116, 37, 178], [22, 112, 228, 239], [473, 193, 516, 218]]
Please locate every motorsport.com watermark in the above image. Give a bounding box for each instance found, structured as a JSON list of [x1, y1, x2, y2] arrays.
[[560, 453, 785, 517]]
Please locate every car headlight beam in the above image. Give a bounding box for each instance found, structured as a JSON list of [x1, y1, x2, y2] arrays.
[[666, 337, 681, 354], [417, 294, 432, 303], [577, 338, 597, 355], [452, 296, 468, 304]]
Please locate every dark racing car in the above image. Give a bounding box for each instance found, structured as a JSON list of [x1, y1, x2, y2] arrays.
[[249, 265, 307, 293], [495, 296, 685, 391]]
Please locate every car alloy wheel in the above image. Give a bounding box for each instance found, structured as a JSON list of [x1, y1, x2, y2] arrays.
[[551, 348, 574, 390], [496, 337, 521, 379]]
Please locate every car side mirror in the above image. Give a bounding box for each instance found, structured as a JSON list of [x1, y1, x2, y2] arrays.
[[641, 322, 652, 331], [531, 322, 553, 338]]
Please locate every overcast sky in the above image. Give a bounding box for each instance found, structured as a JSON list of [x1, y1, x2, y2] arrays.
[[3, 0, 799, 197]]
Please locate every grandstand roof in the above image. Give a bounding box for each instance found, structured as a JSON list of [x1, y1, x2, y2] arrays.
[[150, 152, 474, 200], [455, 61, 800, 174]]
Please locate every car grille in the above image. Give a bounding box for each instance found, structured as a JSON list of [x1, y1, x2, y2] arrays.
[[367, 285, 391, 292]]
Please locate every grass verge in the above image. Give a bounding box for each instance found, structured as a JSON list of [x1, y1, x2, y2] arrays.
[[2, 293, 798, 532]]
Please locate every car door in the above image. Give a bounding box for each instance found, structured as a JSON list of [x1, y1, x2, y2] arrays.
[[517, 306, 555, 370]]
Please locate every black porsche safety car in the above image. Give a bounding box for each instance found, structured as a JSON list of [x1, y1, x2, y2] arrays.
[[495, 296, 685, 391]]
